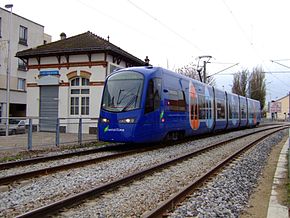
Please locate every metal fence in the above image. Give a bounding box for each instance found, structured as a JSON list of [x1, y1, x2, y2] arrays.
[[0, 116, 99, 151]]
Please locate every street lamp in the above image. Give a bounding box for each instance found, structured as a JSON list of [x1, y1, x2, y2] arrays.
[[5, 4, 13, 136]]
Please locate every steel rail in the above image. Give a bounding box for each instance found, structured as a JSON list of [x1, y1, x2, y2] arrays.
[[1, 125, 284, 185], [15, 126, 288, 218], [142, 126, 288, 218], [0, 143, 121, 170], [0, 147, 152, 185]]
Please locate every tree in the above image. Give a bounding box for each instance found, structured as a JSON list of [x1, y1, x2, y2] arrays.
[[231, 69, 249, 96], [177, 62, 215, 85], [249, 66, 266, 110]]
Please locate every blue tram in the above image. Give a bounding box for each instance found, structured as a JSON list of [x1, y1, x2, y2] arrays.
[[98, 66, 261, 143]]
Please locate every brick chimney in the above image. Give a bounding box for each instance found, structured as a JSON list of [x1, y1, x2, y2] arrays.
[[60, 32, 66, 40]]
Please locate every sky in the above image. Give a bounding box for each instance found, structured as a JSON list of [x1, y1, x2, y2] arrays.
[[3, 0, 290, 102]]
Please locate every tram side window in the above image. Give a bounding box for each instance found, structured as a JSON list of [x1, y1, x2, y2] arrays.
[[241, 104, 247, 119], [228, 99, 233, 119], [232, 104, 238, 119], [178, 91, 186, 111], [145, 78, 161, 113], [207, 97, 212, 119], [249, 102, 254, 119], [168, 89, 186, 112], [230, 97, 239, 119], [248, 103, 252, 119], [233, 97, 239, 119], [216, 98, 226, 119], [198, 94, 205, 119], [168, 90, 178, 111]]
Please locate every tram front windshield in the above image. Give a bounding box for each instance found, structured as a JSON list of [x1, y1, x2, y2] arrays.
[[102, 71, 144, 112]]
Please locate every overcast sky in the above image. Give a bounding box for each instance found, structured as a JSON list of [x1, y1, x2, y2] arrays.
[[4, 0, 290, 102]]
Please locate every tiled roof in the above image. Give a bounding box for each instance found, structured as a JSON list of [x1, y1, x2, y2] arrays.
[[16, 31, 145, 65]]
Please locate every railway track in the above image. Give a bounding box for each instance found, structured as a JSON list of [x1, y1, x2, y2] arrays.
[[142, 127, 287, 218], [0, 143, 122, 170], [12, 125, 288, 218], [0, 125, 285, 185], [0, 123, 279, 170]]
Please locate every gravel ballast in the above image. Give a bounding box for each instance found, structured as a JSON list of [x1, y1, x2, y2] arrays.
[[57, 130, 287, 217], [0, 127, 286, 217], [169, 130, 287, 217]]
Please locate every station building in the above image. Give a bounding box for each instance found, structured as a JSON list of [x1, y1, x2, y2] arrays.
[[0, 7, 51, 118], [16, 31, 145, 133]]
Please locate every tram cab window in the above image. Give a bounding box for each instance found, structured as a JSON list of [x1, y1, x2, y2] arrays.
[[145, 78, 161, 113], [102, 71, 144, 112]]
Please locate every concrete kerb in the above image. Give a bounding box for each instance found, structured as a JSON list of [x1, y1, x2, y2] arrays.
[[266, 136, 289, 218]]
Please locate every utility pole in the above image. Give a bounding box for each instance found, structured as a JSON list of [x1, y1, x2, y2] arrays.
[[5, 4, 13, 136], [196, 55, 212, 83], [203, 60, 207, 83]]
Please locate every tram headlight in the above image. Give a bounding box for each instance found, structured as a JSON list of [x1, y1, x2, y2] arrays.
[[100, 118, 110, 123], [119, 118, 135, 123]]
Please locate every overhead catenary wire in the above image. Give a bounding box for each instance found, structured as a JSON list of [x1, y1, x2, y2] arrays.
[[270, 60, 290, 70], [271, 59, 290, 62], [207, 63, 239, 78], [75, 0, 188, 58], [77, 0, 288, 95], [221, 0, 289, 92], [126, 0, 205, 53], [214, 71, 290, 75], [268, 60, 290, 88], [221, 0, 253, 46]]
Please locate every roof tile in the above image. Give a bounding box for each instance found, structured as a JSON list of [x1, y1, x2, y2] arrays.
[[16, 31, 145, 65]]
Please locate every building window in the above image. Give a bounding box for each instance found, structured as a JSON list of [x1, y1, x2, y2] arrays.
[[70, 77, 90, 115], [19, 25, 28, 46], [109, 64, 122, 74], [70, 97, 79, 115], [18, 59, 27, 71], [81, 97, 89, 115], [17, 78, 26, 91]]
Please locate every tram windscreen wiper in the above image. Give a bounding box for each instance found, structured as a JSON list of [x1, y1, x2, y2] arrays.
[[121, 95, 138, 112], [117, 87, 136, 105], [121, 85, 141, 112]]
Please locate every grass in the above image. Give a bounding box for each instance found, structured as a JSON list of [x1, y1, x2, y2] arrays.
[[0, 154, 23, 163], [0, 141, 110, 163]]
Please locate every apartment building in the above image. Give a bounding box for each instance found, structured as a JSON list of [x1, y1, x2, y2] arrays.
[[0, 6, 51, 119]]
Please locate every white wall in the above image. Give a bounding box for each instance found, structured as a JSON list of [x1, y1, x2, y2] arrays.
[[0, 7, 51, 115], [26, 52, 120, 133]]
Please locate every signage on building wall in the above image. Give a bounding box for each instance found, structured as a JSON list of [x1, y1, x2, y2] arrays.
[[270, 102, 282, 113], [39, 70, 59, 76], [38, 75, 60, 86]]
